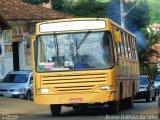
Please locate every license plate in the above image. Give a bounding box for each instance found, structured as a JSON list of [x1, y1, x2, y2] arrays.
[[69, 98, 82, 103], [3, 94, 12, 97]]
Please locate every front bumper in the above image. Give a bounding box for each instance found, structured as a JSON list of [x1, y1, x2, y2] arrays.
[[134, 91, 149, 100], [34, 91, 116, 105], [0, 91, 26, 98]]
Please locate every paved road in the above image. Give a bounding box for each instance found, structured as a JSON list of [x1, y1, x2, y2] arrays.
[[0, 97, 159, 120]]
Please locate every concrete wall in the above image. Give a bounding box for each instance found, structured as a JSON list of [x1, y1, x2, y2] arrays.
[[19, 41, 32, 70], [0, 30, 13, 80]]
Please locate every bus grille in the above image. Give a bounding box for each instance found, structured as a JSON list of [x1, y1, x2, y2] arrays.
[[41, 72, 107, 93]]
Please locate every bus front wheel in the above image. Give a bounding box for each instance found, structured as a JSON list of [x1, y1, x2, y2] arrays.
[[108, 101, 120, 114], [50, 104, 61, 116]]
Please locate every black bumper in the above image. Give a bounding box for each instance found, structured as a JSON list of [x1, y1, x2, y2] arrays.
[[134, 91, 150, 100]]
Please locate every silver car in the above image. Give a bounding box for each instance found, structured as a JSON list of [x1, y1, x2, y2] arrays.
[[134, 75, 156, 102], [0, 70, 33, 100], [154, 74, 160, 95]]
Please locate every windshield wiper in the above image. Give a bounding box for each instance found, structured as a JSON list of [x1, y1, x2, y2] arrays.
[[77, 31, 90, 49]]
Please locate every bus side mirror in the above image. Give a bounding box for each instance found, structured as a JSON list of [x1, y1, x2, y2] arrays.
[[114, 31, 121, 43]]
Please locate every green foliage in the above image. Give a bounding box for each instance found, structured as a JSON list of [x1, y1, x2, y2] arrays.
[[22, 0, 43, 5], [148, 0, 160, 23], [52, 0, 106, 17], [51, 0, 64, 11], [138, 27, 160, 76]]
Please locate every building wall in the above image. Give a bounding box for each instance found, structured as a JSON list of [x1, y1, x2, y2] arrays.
[[0, 30, 13, 80], [19, 41, 32, 70], [0, 22, 33, 80]]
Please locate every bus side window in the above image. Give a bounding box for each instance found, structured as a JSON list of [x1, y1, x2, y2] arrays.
[[117, 43, 121, 56], [128, 36, 132, 59], [120, 31, 125, 57]]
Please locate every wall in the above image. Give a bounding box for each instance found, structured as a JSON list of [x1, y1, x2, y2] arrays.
[[9, 23, 32, 71], [0, 30, 13, 80], [19, 41, 32, 70]]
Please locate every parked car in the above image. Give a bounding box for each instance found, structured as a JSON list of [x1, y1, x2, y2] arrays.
[[134, 75, 156, 102], [154, 74, 160, 95], [0, 70, 33, 100]]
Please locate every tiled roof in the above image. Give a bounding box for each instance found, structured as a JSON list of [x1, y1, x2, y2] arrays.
[[151, 24, 160, 28], [0, 0, 70, 21]]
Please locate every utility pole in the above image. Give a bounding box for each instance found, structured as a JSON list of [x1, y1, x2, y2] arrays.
[[120, 0, 125, 28], [120, 0, 137, 28]]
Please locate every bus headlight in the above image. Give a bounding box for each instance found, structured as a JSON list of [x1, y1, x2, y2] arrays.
[[39, 89, 49, 93], [100, 86, 113, 90]]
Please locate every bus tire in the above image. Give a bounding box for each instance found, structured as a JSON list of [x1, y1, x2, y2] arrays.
[[108, 101, 120, 114], [50, 105, 61, 116], [152, 93, 156, 101], [127, 97, 133, 109], [72, 105, 80, 111]]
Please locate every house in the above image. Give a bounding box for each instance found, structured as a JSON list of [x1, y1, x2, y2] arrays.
[[0, 15, 11, 80], [0, 0, 71, 79]]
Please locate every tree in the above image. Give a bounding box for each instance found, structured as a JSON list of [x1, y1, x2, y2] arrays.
[[138, 27, 160, 77], [51, 0, 106, 17], [126, 0, 150, 32], [22, 0, 44, 5], [51, 0, 64, 11], [106, 0, 150, 32], [106, 0, 121, 25]]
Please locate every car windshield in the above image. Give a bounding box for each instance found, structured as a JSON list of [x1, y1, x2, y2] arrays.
[[140, 77, 149, 85], [155, 75, 160, 81], [36, 31, 114, 72], [2, 74, 29, 83]]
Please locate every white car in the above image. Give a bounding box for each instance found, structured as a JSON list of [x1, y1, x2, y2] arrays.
[[0, 70, 33, 100]]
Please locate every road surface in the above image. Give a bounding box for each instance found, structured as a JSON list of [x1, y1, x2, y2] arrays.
[[0, 97, 159, 120]]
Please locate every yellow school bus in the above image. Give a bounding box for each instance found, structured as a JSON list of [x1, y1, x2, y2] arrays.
[[31, 18, 140, 115]]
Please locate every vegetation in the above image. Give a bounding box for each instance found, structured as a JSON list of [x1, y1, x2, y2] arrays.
[[51, 0, 64, 11], [22, 0, 43, 5], [138, 27, 160, 79], [51, 0, 106, 17], [106, 0, 150, 33], [147, 0, 160, 23], [21, 0, 159, 23]]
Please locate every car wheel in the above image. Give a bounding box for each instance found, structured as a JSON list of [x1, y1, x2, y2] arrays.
[[25, 91, 31, 100], [50, 105, 61, 116], [152, 93, 156, 101], [146, 92, 150, 102], [127, 96, 133, 109]]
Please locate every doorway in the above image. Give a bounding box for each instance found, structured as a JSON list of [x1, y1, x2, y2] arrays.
[[12, 42, 19, 71]]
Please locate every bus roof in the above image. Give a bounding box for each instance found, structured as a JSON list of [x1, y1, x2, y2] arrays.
[[36, 18, 135, 37]]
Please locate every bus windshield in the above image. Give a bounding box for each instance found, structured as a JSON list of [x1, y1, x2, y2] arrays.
[[36, 31, 114, 71]]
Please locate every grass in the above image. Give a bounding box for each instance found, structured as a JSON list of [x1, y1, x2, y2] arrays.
[[147, 0, 160, 23]]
